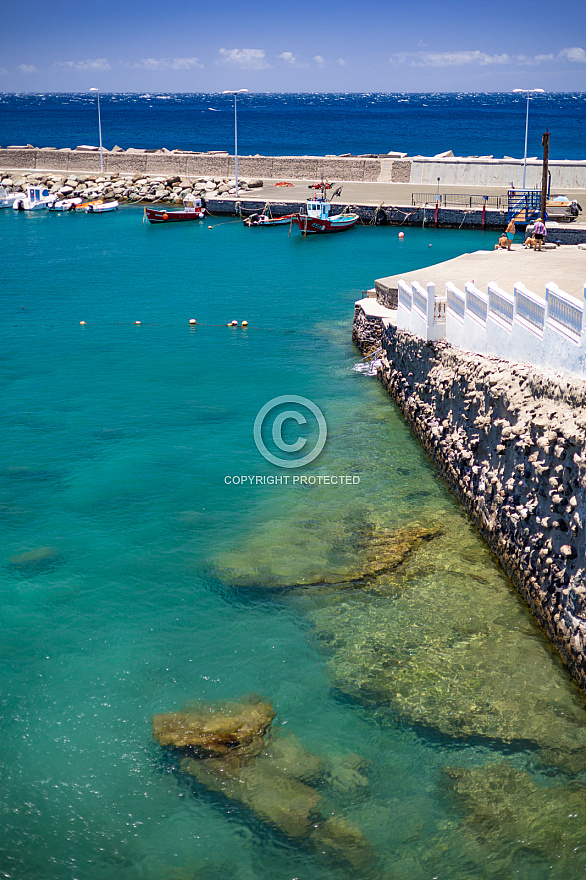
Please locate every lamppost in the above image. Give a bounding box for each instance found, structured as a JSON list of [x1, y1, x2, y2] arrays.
[[89, 87, 104, 172], [513, 88, 544, 190], [222, 89, 248, 197]]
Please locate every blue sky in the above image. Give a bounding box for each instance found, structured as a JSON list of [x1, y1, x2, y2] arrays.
[[2, 0, 585, 92]]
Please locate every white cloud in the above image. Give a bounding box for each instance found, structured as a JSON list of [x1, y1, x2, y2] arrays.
[[278, 51, 296, 64], [390, 50, 511, 67], [314, 55, 326, 67], [337, 58, 346, 66], [218, 48, 270, 69], [54, 58, 111, 71], [119, 57, 202, 70], [559, 46, 586, 63], [18, 64, 37, 73], [390, 47, 586, 68], [170, 57, 203, 69]]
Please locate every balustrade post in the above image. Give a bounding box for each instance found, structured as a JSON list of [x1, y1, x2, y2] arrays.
[[426, 282, 436, 331]]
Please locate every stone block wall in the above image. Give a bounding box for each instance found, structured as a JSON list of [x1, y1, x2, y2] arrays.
[[371, 322, 586, 690]]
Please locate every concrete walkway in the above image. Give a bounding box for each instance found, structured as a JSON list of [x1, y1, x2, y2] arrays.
[[375, 244, 586, 303], [239, 178, 586, 216]]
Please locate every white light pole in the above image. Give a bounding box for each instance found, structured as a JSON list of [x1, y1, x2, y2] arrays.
[[513, 88, 544, 190], [222, 89, 248, 197], [89, 88, 104, 172]]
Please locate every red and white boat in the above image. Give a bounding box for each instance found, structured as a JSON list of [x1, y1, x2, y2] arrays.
[[145, 195, 206, 224], [293, 183, 359, 235]]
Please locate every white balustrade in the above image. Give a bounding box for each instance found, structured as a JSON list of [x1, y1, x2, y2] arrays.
[[394, 277, 586, 377]]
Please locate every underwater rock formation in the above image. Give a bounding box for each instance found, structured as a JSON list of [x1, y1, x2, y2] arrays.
[[153, 696, 370, 868], [8, 545, 63, 574], [444, 762, 586, 872], [152, 695, 275, 757], [214, 520, 441, 590]]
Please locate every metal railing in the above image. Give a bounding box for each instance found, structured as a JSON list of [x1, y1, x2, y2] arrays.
[[411, 193, 505, 209]]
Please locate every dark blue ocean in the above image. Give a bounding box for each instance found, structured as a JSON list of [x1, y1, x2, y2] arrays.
[[0, 91, 585, 159]]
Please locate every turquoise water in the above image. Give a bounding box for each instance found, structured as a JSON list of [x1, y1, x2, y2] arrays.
[[2, 209, 586, 880]]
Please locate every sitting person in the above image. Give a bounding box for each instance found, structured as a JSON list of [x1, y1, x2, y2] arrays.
[[524, 233, 537, 249], [494, 233, 508, 250]]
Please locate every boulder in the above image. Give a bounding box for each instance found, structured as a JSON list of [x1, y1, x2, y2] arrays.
[[152, 695, 275, 756]]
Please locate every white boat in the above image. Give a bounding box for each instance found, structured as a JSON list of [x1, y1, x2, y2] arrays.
[[85, 200, 119, 213], [0, 185, 20, 208], [47, 196, 83, 211], [12, 185, 54, 211]]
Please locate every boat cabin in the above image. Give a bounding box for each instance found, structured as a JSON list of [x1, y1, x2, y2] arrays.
[[183, 195, 205, 213], [304, 196, 332, 221]]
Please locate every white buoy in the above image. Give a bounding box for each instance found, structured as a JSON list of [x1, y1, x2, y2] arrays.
[[135, 321, 141, 325], [189, 319, 197, 325], [398, 232, 405, 239], [80, 321, 86, 325], [241, 320, 248, 327]]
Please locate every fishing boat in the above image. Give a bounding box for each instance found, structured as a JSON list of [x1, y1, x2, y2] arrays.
[[47, 197, 83, 211], [243, 210, 295, 227], [145, 195, 205, 224], [12, 185, 53, 211], [292, 182, 359, 235], [85, 200, 119, 213]]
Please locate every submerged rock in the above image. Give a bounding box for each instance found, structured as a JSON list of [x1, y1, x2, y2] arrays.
[[443, 762, 586, 872], [152, 695, 275, 757], [213, 519, 441, 590], [8, 545, 63, 574], [307, 526, 586, 765], [153, 696, 370, 867]]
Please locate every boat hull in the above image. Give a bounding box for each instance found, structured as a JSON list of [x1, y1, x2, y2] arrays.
[[243, 214, 294, 227], [146, 208, 205, 223], [293, 213, 359, 234]]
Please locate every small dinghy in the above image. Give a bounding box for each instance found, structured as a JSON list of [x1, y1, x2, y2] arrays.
[[47, 197, 83, 211], [85, 200, 119, 213]]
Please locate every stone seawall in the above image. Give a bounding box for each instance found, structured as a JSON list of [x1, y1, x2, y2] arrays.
[[353, 309, 586, 689], [2, 146, 586, 189]]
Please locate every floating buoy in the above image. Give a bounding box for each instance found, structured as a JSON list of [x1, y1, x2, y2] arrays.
[[189, 318, 197, 325], [398, 232, 404, 239], [208, 225, 213, 229], [162, 213, 168, 220], [230, 320, 238, 326], [135, 321, 141, 325], [80, 321, 86, 325], [241, 320, 248, 327]]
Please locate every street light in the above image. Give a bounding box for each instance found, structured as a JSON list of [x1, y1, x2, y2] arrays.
[[89, 88, 104, 172], [222, 89, 248, 198], [513, 88, 544, 190]]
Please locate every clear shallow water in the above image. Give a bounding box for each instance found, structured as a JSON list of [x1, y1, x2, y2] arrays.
[[0, 92, 585, 159], [1, 209, 586, 879]]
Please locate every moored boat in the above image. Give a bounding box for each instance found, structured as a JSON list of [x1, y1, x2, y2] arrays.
[[243, 211, 295, 227], [292, 182, 359, 235], [12, 185, 53, 211], [75, 199, 104, 211], [0, 185, 20, 208], [145, 195, 206, 224], [47, 197, 83, 211], [85, 200, 119, 213]]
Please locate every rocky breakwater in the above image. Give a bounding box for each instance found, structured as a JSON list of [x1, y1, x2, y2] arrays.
[[0, 171, 263, 204], [376, 322, 586, 689]]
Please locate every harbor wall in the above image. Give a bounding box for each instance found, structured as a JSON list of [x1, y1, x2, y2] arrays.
[[1, 147, 585, 190], [353, 307, 586, 690]]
